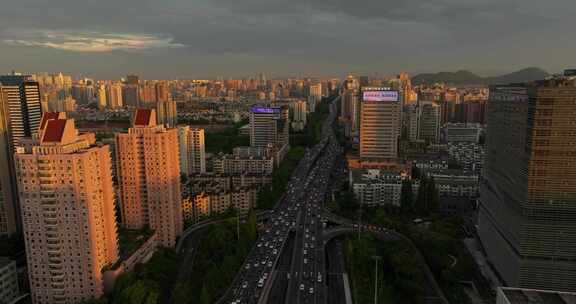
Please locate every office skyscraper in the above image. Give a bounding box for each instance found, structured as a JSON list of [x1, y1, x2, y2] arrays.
[[479, 74, 576, 291], [178, 126, 206, 175], [0, 75, 43, 148], [0, 75, 43, 235], [406, 103, 420, 142], [15, 113, 119, 304], [116, 109, 182, 247], [359, 88, 401, 160], [250, 106, 289, 149], [0, 89, 17, 235], [418, 101, 441, 144], [341, 75, 360, 135]]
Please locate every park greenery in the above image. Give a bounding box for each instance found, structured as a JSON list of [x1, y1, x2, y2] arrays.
[[205, 123, 250, 154], [333, 189, 491, 304], [82, 209, 257, 304], [344, 234, 426, 304], [172, 212, 258, 304]]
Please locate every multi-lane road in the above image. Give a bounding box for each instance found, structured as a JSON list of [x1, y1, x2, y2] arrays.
[[219, 97, 341, 304]]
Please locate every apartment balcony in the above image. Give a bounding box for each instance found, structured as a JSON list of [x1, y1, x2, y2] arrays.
[[44, 220, 58, 228], [50, 272, 65, 280], [48, 264, 63, 270], [51, 272, 65, 281]]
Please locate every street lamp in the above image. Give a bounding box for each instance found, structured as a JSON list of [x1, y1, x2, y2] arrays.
[[372, 255, 382, 304]]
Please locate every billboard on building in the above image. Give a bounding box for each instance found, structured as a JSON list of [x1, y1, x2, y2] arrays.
[[362, 90, 399, 102], [251, 106, 281, 114]]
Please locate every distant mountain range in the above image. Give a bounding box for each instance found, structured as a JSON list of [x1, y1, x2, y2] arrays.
[[411, 67, 549, 86]]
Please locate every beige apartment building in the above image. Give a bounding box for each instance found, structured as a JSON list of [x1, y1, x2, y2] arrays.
[[14, 114, 119, 304], [183, 188, 258, 223], [115, 109, 182, 247], [178, 126, 206, 175]]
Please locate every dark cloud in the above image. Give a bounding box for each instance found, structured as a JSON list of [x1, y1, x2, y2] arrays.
[[0, 0, 573, 77]]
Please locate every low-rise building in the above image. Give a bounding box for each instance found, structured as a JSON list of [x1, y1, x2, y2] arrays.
[[426, 169, 479, 198], [447, 142, 484, 173], [351, 169, 418, 207], [0, 258, 19, 304], [213, 154, 274, 175], [183, 187, 258, 222], [408, 153, 450, 171], [496, 287, 576, 304], [444, 123, 482, 143]]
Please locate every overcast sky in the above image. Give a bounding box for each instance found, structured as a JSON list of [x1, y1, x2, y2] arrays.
[[0, 0, 574, 79]]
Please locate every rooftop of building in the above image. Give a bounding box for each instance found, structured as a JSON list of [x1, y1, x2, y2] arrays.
[[351, 168, 406, 183], [425, 168, 478, 177], [499, 287, 576, 304], [133, 108, 156, 127]]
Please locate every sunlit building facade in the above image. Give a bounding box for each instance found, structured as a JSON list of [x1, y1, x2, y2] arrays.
[[116, 109, 182, 247], [15, 114, 119, 304]]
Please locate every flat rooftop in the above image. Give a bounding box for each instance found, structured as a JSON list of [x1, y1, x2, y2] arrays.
[[500, 287, 576, 304]]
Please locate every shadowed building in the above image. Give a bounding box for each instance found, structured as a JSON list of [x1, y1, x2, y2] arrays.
[[0, 75, 43, 235], [479, 73, 576, 291], [115, 109, 182, 247]]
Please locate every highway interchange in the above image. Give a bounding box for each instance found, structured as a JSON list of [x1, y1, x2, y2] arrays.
[[220, 97, 341, 304]]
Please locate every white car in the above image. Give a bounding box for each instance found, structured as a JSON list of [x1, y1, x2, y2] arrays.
[[299, 284, 305, 291]]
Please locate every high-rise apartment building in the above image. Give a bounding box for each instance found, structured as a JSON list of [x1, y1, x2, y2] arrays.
[[106, 82, 123, 109], [154, 81, 171, 103], [97, 84, 107, 109], [309, 83, 322, 100], [359, 88, 401, 160], [115, 109, 182, 247], [15, 114, 119, 304], [479, 73, 576, 291], [178, 126, 206, 175], [418, 101, 441, 144], [156, 100, 177, 128], [290, 100, 307, 131]]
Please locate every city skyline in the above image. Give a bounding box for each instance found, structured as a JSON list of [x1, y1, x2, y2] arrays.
[[1, 0, 575, 78]]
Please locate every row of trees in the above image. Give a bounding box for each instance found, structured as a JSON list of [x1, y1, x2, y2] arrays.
[[82, 248, 180, 304], [172, 216, 257, 304], [256, 147, 305, 209], [401, 175, 440, 216], [344, 235, 425, 304]]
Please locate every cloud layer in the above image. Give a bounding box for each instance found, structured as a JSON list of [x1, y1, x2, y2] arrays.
[[0, 0, 574, 77], [3, 29, 184, 52]]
